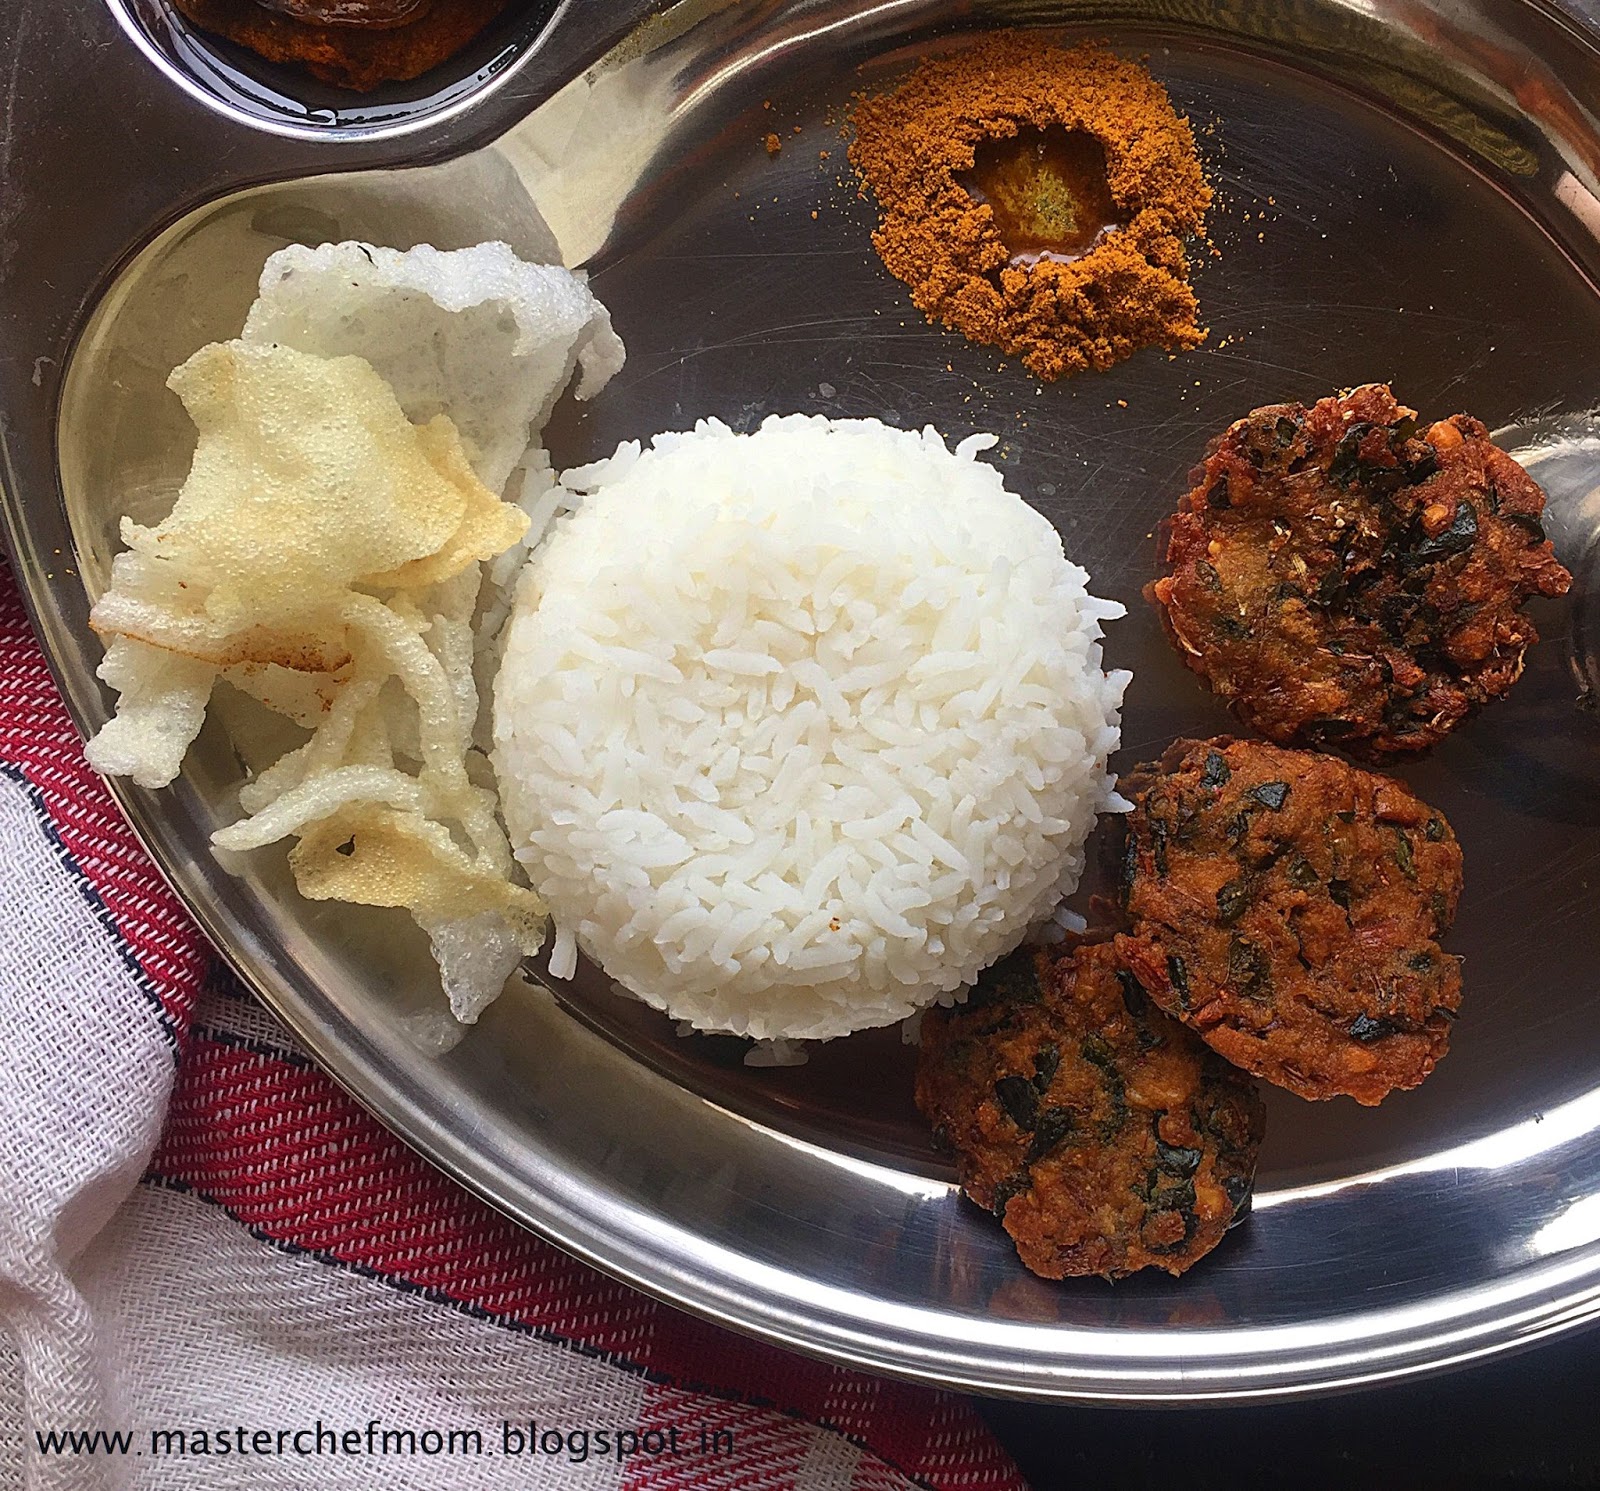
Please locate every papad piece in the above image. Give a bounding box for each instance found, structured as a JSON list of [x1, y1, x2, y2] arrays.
[[203, 581, 542, 1023], [84, 238, 625, 1023], [223, 661, 344, 731], [84, 637, 216, 790], [148, 340, 478, 623], [85, 340, 524, 788], [289, 803, 544, 929], [243, 240, 626, 494], [367, 419, 530, 590], [289, 804, 546, 1022]]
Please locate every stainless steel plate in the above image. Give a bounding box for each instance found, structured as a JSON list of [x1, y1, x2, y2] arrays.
[[6, 0, 1600, 1402]]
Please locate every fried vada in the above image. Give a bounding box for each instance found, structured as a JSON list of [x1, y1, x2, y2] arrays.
[[1153, 384, 1570, 758], [917, 940, 1264, 1279], [1117, 737, 1463, 1105]]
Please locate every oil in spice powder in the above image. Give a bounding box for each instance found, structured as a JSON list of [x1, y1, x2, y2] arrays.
[[961, 127, 1122, 265]]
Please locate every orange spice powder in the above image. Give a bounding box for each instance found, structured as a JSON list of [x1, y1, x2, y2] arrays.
[[849, 35, 1213, 381]]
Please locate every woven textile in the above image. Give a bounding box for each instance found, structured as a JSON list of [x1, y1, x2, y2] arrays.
[[0, 558, 1025, 1491]]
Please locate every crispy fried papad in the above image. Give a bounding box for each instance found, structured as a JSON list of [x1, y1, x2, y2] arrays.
[[242, 239, 626, 678], [917, 941, 1265, 1279], [1152, 384, 1571, 758], [1116, 737, 1464, 1105], [242, 240, 625, 498], [85, 341, 538, 1021], [86, 342, 497, 778], [85, 242, 627, 1022]]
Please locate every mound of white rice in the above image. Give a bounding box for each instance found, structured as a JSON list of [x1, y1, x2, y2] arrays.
[[492, 414, 1129, 1041]]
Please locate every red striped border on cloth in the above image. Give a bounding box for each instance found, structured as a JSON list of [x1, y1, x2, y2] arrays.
[[0, 557, 1026, 1491]]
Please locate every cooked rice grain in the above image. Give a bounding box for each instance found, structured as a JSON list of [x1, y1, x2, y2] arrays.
[[492, 415, 1128, 1040]]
